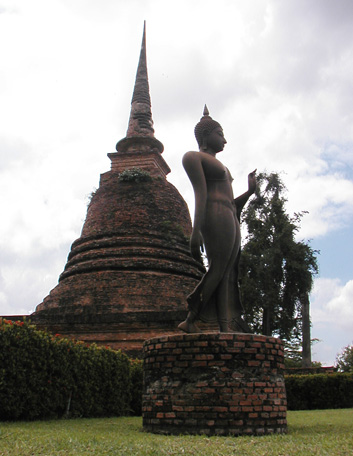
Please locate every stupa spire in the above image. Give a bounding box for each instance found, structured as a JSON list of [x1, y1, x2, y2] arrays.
[[116, 21, 163, 153], [129, 21, 152, 129]]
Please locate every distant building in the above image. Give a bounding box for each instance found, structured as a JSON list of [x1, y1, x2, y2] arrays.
[[31, 24, 204, 357]]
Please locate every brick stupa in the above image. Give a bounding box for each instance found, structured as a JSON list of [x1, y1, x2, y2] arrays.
[[32, 24, 204, 357]]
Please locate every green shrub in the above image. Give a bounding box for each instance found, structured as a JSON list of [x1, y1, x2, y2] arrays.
[[0, 319, 133, 420], [118, 167, 152, 183], [335, 343, 353, 372], [285, 372, 353, 410], [0, 319, 71, 420], [67, 342, 131, 418], [129, 359, 143, 416]]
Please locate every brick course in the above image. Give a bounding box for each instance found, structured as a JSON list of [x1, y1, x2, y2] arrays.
[[143, 333, 287, 435]]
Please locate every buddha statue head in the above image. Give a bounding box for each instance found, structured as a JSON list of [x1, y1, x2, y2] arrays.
[[194, 105, 223, 150]]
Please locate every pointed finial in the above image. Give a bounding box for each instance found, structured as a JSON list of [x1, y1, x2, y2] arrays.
[[203, 104, 209, 116], [116, 22, 164, 153], [126, 20, 154, 137]]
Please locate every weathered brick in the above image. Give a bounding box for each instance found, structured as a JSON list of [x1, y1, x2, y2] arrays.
[[194, 341, 209, 347], [32, 150, 206, 357], [248, 360, 261, 367], [143, 333, 287, 436], [220, 354, 232, 360], [191, 361, 207, 367]]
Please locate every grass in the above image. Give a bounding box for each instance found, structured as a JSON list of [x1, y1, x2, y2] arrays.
[[0, 409, 352, 456]]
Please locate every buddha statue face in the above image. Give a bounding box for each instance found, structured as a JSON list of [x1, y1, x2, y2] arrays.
[[204, 126, 227, 153], [194, 106, 226, 153]]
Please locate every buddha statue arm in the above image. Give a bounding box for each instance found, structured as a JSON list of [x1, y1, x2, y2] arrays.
[[233, 169, 257, 219], [182, 151, 207, 262]]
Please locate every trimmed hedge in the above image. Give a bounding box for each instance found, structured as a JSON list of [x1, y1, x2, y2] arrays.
[[285, 373, 353, 410], [6, 318, 352, 418], [0, 319, 134, 421], [129, 359, 143, 416]]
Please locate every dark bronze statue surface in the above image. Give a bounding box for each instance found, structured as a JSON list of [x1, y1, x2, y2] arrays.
[[179, 106, 256, 333]]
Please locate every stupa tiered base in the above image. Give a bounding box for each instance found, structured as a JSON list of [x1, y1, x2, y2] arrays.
[[143, 333, 287, 436]]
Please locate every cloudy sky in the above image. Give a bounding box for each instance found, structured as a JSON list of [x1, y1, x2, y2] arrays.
[[1, 0, 352, 365]]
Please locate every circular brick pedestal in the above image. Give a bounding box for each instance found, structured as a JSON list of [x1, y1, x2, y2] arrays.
[[143, 333, 287, 436]]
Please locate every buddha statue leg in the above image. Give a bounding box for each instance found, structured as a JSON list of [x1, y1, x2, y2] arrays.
[[215, 218, 241, 332], [179, 203, 236, 333], [179, 260, 229, 334], [216, 274, 233, 333]]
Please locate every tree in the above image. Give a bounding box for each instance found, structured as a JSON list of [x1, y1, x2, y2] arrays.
[[336, 344, 353, 372], [239, 172, 318, 364], [283, 337, 321, 368]]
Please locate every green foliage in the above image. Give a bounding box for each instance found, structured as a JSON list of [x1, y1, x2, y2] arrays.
[[86, 187, 98, 206], [118, 167, 152, 183], [284, 337, 303, 367], [240, 172, 319, 340], [284, 338, 321, 368], [285, 357, 302, 369], [0, 319, 135, 421], [129, 359, 143, 416], [285, 372, 353, 410], [336, 343, 353, 372]]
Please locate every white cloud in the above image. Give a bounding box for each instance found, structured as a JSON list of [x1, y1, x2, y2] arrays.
[[312, 278, 353, 329], [310, 277, 353, 365], [326, 280, 353, 327]]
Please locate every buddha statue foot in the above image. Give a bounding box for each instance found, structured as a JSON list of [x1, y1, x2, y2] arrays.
[[219, 324, 230, 332], [231, 316, 252, 333], [178, 320, 201, 334]]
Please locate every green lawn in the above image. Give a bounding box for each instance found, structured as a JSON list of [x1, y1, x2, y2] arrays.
[[1, 409, 352, 456]]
